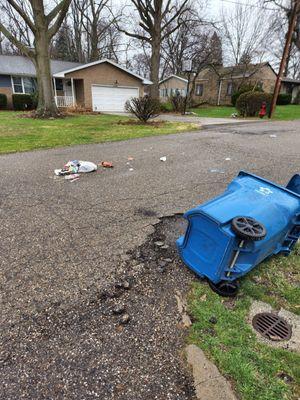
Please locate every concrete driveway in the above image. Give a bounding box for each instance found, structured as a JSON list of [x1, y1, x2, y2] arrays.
[[1, 120, 299, 399]]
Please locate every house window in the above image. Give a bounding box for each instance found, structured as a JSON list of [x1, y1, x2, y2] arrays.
[[196, 84, 203, 96], [12, 76, 36, 94], [160, 88, 168, 97], [55, 78, 64, 91], [23, 77, 36, 93], [226, 82, 233, 96], [12, 76, 23, 93]]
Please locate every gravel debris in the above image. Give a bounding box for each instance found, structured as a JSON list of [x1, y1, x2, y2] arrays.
[[119, 313, 131, 325], [112, 305, 126, 315], [1, 215, 197, 399]]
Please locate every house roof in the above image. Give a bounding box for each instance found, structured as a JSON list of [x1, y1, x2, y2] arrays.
[[54, 58, 152, 85], [159, 74, 188, 84], [0, 55, 83, 76], [282, 77, 300, 84], [197, 62, 277, 80]]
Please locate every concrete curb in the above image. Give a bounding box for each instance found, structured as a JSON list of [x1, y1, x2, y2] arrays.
[[201, 120, 267, 129], [185, 344, 237, 400]]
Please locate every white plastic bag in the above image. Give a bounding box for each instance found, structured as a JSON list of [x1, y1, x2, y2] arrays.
[[78, 161, 97, 173]]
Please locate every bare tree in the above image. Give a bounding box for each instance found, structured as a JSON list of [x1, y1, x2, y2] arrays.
[[69, 0, 86, 62], [266, 0, 300, 76], [129, 48, 151, 77], [0, 0, 72, 117], [266, 0, 300, 49], [221, 3, 271, 66], [68, 0, 121, 63], [160, 7, 216, 78], [51, 21, 78, 61], [119, 0, 191, 99]]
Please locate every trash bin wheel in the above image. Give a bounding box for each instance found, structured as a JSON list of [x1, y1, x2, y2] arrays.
[[208, 279, 239, 297], [231, 216, 266, 241]]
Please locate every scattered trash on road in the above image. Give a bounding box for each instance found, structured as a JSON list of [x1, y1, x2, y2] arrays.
[[54, 161, 97, 183], [54, 160, 97, 176], [64, 173, 80, 180], [129, 168, 134, 171], [225, 157, 231, 161], [78, 161, 97, 173], [160, 156, 167, 162], [210, 169, 225, 174], [100, 161, 114, 168]]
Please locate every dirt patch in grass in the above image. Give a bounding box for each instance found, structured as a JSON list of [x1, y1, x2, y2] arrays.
[[116, 119, 165, 127]]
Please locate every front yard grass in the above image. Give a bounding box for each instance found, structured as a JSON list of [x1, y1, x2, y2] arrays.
[[0, 111, 198, 154], [191, 104, 300, 121], [189, 245, 300, 400]]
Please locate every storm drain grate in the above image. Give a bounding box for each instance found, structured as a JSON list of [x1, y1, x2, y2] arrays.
[[252, 312, 292, 341]]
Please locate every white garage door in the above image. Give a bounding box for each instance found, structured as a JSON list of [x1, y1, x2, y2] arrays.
[[91, 85, 139, 112]]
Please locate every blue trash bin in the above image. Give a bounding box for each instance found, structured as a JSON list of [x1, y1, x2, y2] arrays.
[[177, 171, 300, 296]]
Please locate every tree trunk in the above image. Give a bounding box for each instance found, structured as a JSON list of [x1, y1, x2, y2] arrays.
[[149, 38, 161, 99], [89, 23, 99, 61], [35, 34, 60, 118]]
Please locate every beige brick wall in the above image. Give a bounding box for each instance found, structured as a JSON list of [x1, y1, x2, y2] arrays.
[[193, 78, 219, 105], [0, 87, 13, 109], [65, 62, 145, 109]]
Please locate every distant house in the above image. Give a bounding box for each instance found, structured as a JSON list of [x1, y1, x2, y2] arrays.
[[192, 62, 300, 105], [0, 55, 152, 112], [159, 75, 188, 102]]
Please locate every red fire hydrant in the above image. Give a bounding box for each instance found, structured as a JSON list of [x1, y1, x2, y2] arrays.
[[259, 102, 267, 118]]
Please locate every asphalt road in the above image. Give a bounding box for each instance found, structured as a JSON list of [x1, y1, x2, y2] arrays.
[[1, 120, 300, 399]]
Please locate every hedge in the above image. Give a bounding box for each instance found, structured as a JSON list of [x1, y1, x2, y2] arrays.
[[236, 91, 273, 117], [276, 93, 292, 105], [0, 93, 7, 109], [231, 84, 262, 106], [12, 94, 35, 111]]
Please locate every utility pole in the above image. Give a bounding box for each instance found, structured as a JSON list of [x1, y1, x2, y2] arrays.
[[269, 0, 300, 118]]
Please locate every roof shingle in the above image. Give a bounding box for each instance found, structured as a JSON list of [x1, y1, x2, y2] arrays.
[[0, 55, 83, 76]]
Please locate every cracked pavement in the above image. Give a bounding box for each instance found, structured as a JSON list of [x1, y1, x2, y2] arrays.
[[1, 120, 300, 399]]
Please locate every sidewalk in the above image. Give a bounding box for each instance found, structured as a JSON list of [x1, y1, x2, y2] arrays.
[[156, 113, 259, 128]]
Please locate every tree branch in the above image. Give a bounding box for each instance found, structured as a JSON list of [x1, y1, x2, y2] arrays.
[[47, 0, 67, 24], [6, 0, 35, 32], [48, 0, 72, 38], [119, 27, 150, 42], [0, 21, 35, 58], [161, 0, 189, 33]]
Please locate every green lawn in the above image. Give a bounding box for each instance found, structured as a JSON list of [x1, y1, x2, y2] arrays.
[[189, 245, 300, 400], [191, 105, 300, 120], [191, 106, 236, 118], [0, 111, 198, 154]]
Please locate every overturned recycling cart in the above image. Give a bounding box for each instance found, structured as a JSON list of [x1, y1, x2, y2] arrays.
[[177, 171, 300, 296]]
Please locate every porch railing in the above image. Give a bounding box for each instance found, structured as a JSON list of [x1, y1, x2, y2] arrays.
[[55, 96, 74, 108]]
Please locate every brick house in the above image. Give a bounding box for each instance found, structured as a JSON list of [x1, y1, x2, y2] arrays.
[[0, 55, 151, 112], [192, 63, 300, 105]]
